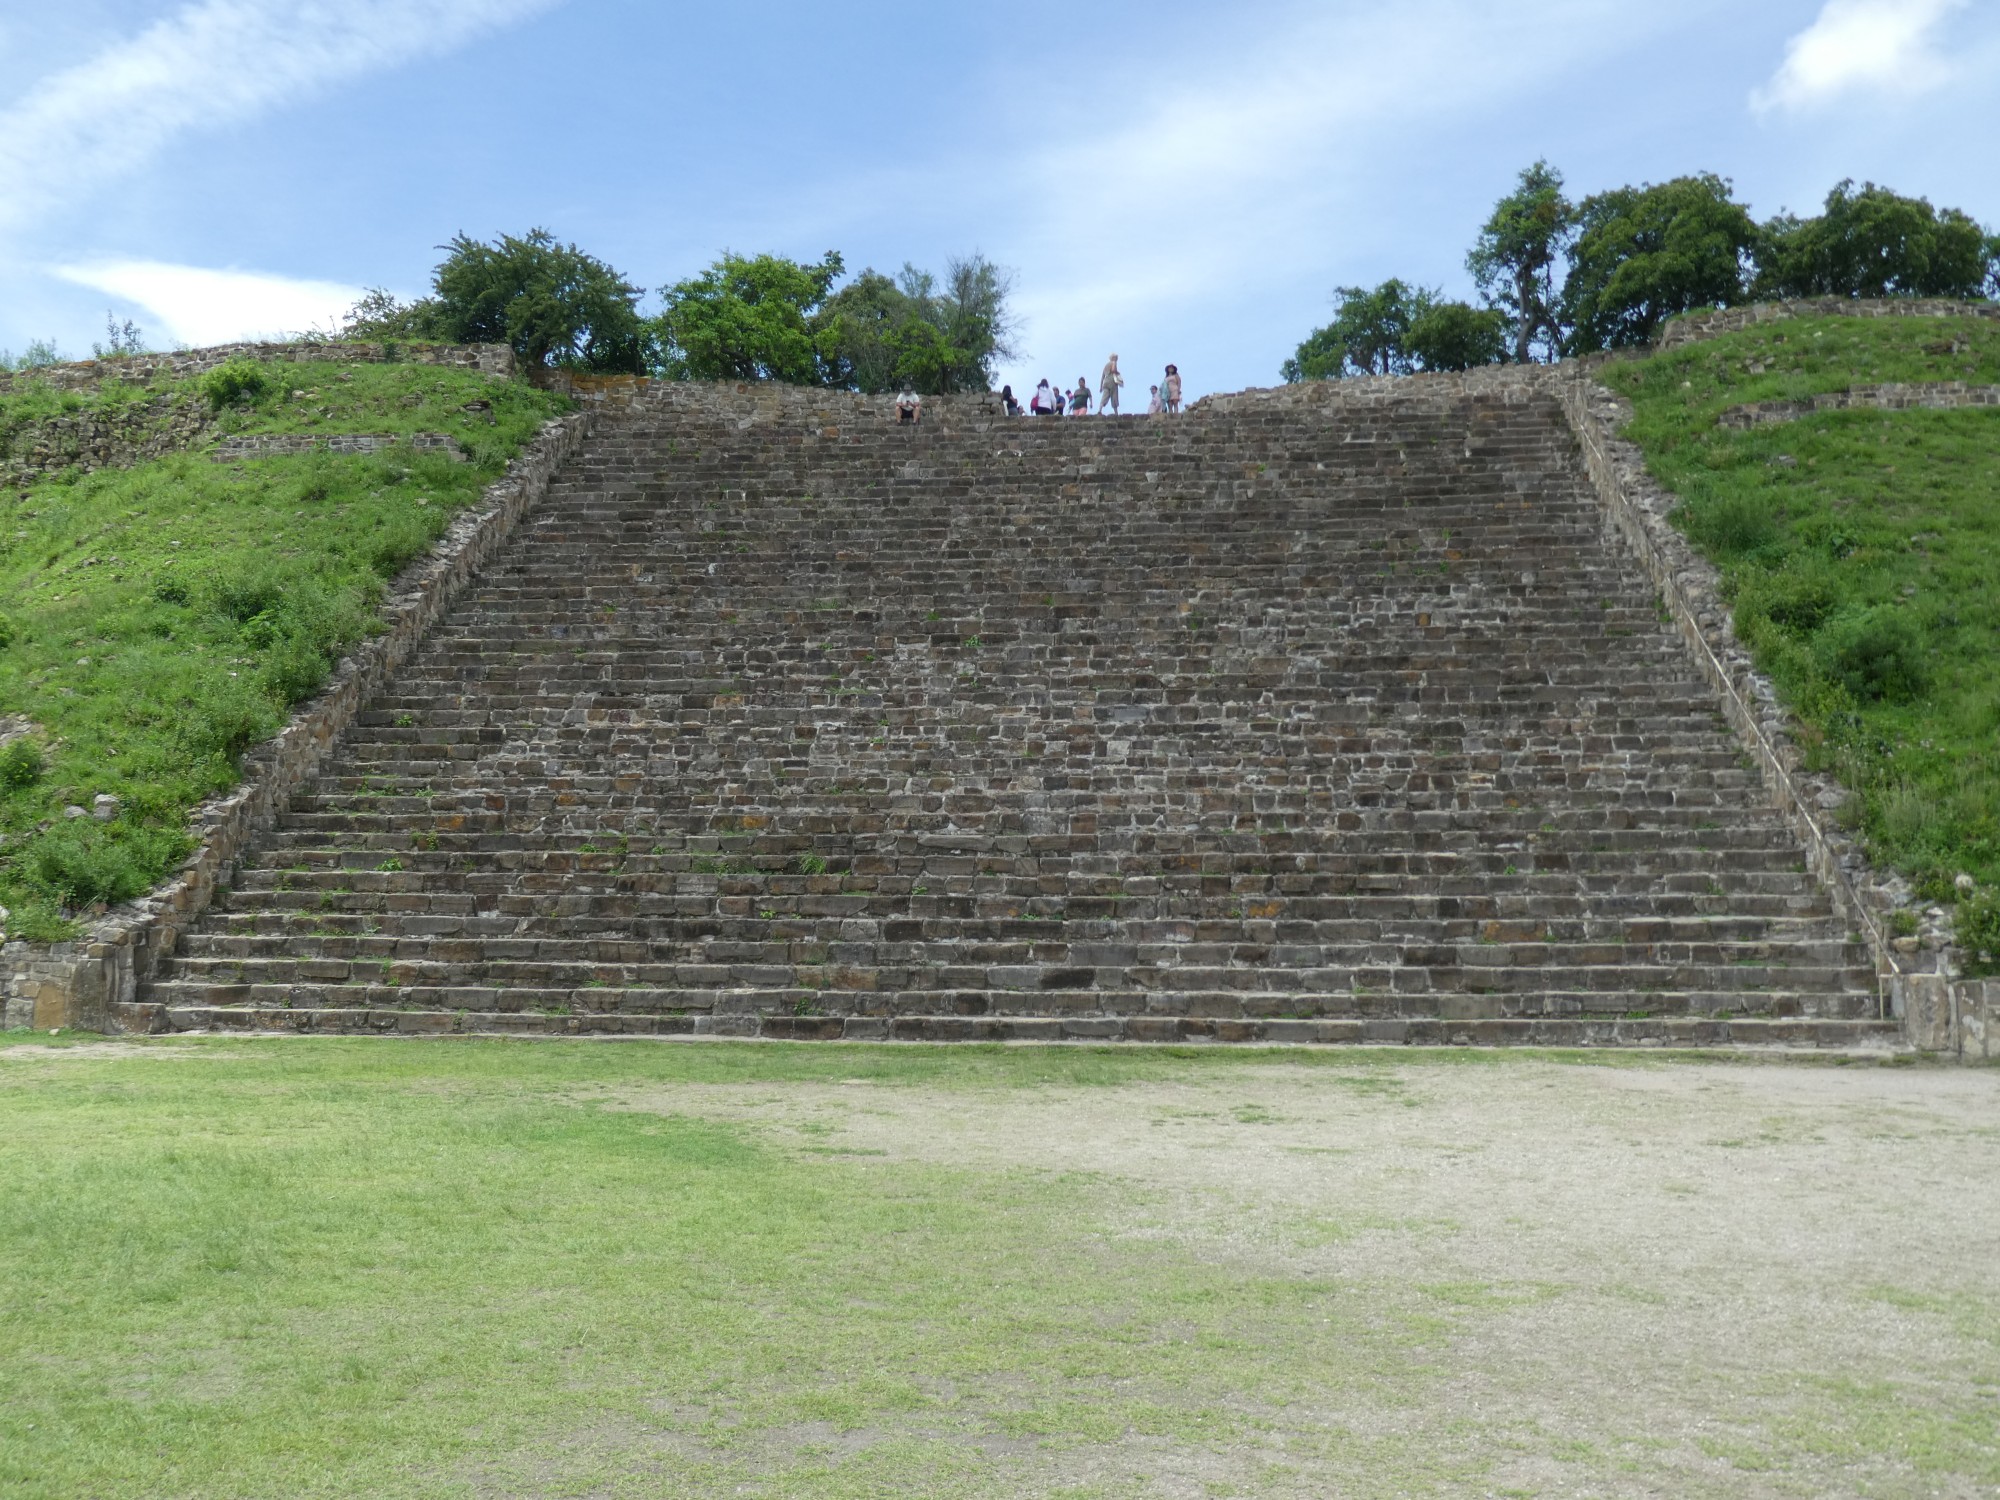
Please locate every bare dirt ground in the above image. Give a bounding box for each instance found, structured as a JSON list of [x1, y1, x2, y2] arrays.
[[605, 1053, 2000, 1499]]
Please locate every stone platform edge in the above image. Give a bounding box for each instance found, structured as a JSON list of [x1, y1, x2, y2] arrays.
[[1553, 362, 1995, 1061], [1, 403, 596, 1034]]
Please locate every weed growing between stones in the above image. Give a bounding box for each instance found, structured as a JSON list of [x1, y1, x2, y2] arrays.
[[0, 362, 568, 937], [1608, 315, 2000, 971]]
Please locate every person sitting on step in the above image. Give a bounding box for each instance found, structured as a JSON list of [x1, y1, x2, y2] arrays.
[[1000, 384, 1023, 417], [896, 387, 922, 425]]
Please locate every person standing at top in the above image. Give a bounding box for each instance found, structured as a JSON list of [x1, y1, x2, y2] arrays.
[[1162, 364, 1183, 414], [1098, 354, 1124, 415], [1032, 378, 1055, 416], [1146, 384, 1163, 415], [1070, 378, 1092, 416]]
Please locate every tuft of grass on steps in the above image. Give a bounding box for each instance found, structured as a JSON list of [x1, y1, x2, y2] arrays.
[[1605, 314, 2000, 972], [0, 361, 569, 941]]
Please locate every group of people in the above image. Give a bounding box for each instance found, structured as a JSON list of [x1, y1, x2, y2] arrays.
[[894, 355, 1183, 426], [1000, 356, 1182, 419]]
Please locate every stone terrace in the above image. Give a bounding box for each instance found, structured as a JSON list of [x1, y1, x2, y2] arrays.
[[130, 377, 1890, 1046]]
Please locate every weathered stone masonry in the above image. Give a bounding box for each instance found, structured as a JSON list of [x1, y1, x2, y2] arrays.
[[8, 309, 1996, 1054]]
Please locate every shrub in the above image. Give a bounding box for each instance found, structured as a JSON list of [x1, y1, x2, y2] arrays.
[[0, 738, 42, 790], [20, 821, 191, 907], [1736, 564, 1840, 637], [199, 359, 271, 410], [1814, 607, 1928, 703], [1959, 894, 2000, 978]]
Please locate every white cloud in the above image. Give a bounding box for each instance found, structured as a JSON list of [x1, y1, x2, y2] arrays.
[[0, 0, 562, 235], [54, 260, 367, 345], [1751, 0, 1968, 115], [984, 0, 1707, 395]]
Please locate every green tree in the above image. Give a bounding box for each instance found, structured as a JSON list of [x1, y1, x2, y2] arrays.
[[1562, 174, 1759, 352], [654, 252, 845, 383], [1754, 181, 1993, 300], [1280, 324, 1348, 383], [1468, 160, 1575, 363], [1405, 301, 1509, 371], [335, 286, 442, 342], [427, 229, 649, 372], [1283, 280, 1434, 380], [818, 255, 1017, 394]]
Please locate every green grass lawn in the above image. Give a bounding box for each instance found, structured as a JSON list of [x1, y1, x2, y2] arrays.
[[0, 360, 569, 939], [1, 1036, 1994, 1499], [1606, 313, 2000, 971]]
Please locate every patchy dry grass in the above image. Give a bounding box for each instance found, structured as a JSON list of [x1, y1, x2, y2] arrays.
[[0, 1038, 1994, 1497]]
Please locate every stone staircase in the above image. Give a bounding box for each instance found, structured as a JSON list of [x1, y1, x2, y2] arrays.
[[130, 379, 1893, 1046]]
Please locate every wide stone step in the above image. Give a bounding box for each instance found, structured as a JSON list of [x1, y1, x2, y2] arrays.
[[133, 386, 1882, 1044], [137, 983, 1879, 1023]]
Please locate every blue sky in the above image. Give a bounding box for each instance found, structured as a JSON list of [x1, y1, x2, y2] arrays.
[[2, 0, 1996, 400]]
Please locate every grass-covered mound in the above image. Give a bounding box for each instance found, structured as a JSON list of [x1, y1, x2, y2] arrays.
[[1606, 313, 2000, 972], [0, 359, 569, 940]]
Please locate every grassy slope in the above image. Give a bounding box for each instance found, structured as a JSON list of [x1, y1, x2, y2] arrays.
[[1604, 314, 2000, 971], [0, 1037, 1992, 1500], [0, 362, 569, 938]]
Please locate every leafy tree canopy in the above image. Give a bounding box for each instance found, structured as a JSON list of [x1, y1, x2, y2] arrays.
[[1284, 284, 1506, 381], [1467, 160, 1575, 364], [1754, 180, 1993, 300], [1406, 301, 1509, 372], [654, 251, 845, 383], [426, 229, 649, 372], [1283, 280, 1429, 380], [819, 256, 1018, 394], [1563, 174, 1760, 353]]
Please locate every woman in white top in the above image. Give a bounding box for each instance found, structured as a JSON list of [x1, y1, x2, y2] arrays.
[[1146, 384, 1163, 415]]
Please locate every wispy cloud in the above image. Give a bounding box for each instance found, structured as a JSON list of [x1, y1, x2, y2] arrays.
[[54, 260, 366, 345], [0, 0, 562, 236], [986, 0, 1706, 390], [1751, 0, 1969, 115]]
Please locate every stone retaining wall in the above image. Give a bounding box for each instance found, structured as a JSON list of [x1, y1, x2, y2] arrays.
[[210, 432, 465, 462], [1, 342, 510, 491], [1553, 365, 1999, 1058], [1660, 298, 1999, 349], [1717, 382, 2000, 429], [1, 406, 596, 1033], [0, 340, 513, 397], [1, 393, 213, 488]]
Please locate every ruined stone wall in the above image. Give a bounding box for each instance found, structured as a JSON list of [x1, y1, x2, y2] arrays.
[[0, 341, 512, 490], [0, 392, 214, 489], [1659, 297, 2000, 349], [0, 340, 513, 398], [1717, 382, 2000, 430]]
